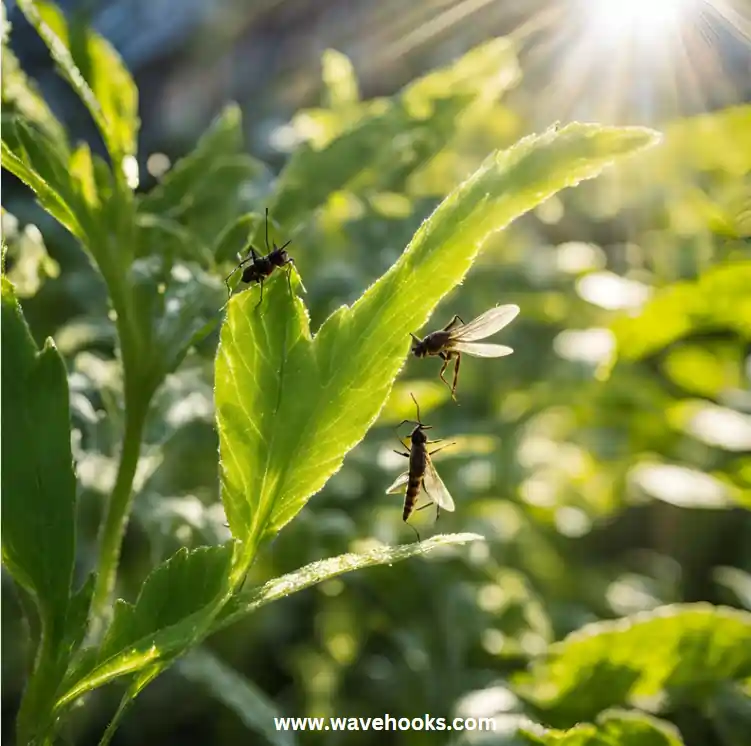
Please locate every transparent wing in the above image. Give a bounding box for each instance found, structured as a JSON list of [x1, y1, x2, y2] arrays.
[[451, 341, 514, 358], [423, 458, 455, 512], [385, 471, 410, 494], [450, 304, 520, 342]]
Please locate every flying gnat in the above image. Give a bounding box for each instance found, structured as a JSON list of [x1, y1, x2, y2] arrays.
[[224, 208, 296, 310], [410, 304, 520, 400], [386, 393, 455, 541]]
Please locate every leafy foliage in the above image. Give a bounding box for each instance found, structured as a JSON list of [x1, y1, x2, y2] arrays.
[[2, 2, 749, 745], [218, 123, 658, 564], [515, 605, 751, 726], [178, 648, 297, 746], [520, 709, 686, 746], [1, 275, 78, 743], [611, 260, 751, 362], [218, 532, 484, 628], [17, 0, 138, 160]]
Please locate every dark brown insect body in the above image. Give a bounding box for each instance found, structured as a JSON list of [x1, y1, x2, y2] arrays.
[[411, 315, 465, 398], [411, 305, 520, 399], [387, 394, 455, 540], [402, 423, 429, 522], [225, 208, 295, 309]]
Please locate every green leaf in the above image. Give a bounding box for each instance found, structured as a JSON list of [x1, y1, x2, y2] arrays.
[[1, 12, 68, 149], [125, 251, 224, 386], [629, 104, 751, 183], [514, 604, 751, 726], [322, 49, 360, 108], [10, 117, 102, 240], [267, 109, 407, 230], [1, 139, 84, 238], [139, 105, 258, 220], [1, 276, 76, 637], [18, 0, 139, 160], [6, 115, 104, 239], [99, 664, 166, 746], [13, 118, 73, 196], [217, 533, 482, 630], [271, 39, 519, 232], [611, 260, 751, 363], [178, 648, 297, 746], [69, 142, 100, 213], [212, 213, 263, 264], [99, 545, 234, 663], [520, 709, 685, 745], [1, 276, 77, 742], [62, 575, 95, 661], [217, 123, 659, 555], [134, 213, 211, 265], [57, 543, 235, 711], [178, 156, 265, 247]]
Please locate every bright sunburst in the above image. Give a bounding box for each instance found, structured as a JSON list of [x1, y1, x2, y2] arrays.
[[518, 0, 751, 125], [585, 0, 693, 41]]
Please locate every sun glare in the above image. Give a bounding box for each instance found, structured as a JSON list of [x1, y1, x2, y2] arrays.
[[513, 0, 751, 126], [587, 0, 691, 37]]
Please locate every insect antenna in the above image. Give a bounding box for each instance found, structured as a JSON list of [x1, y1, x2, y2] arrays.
[[410, 392, 423, 423]]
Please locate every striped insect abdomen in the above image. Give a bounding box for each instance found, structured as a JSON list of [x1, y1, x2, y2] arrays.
[[403, 445, 427, 521]]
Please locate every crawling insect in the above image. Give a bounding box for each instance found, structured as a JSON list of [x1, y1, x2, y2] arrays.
[[224, 208, 296, 309], [386, 393, 455, 541], [410, 304, 520, 399]]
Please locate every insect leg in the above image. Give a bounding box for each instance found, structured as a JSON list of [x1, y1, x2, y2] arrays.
[[254, 278, 265, 311], [393, 450, 410, 458], [443, 315, 465, 331], [394, 433, 411, 452], [224, 274, 236, 298], [451, 353, 462, 400], [405, 521, 421, 542], [224, 255, 254, 297], [285, 260, 294, 294], [429, 441, 456, 456], [224, 246, 260, 297], [421, 482, 440, 522], [396, 419, 420, 430], [438, 354, 452, 394]]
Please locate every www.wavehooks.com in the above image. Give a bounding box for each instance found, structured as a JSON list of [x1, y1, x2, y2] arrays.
[[275, 715, 497, 732]]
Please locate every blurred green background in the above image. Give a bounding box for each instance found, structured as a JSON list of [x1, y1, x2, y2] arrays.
[[2, 0, 751, 744]]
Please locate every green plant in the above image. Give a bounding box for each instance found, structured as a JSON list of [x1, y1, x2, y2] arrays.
[[13, 2, 751, 745]]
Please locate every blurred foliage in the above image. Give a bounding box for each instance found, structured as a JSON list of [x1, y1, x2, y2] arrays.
[[2, 1, 751, 745]]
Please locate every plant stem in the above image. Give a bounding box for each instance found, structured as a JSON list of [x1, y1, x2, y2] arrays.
[[90, 395, 148, 631]]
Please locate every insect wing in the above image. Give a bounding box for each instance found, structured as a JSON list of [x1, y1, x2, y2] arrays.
[[386, 471, 410, 494], [423, 457, 455, 512], [450, 304, 520, 342], [450, 341, 514, 358]]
